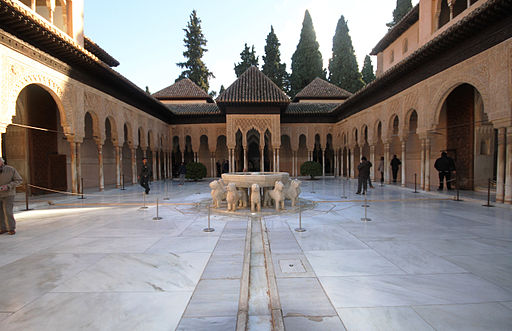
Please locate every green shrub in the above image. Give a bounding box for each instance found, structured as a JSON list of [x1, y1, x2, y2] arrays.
[[300, 161, 322, 179], [185, 162, 207, 181]]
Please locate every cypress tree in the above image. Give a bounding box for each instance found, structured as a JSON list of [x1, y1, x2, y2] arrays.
[[361, 55, 376, 85], [387, 0, 413, 28], [176, 10, 214, 92], [234, 44, 259, 77], [218, 85, 226, 95], [328, 15, 364, 93], [262, 26, 289, 93], [290, 10, 325, 97]]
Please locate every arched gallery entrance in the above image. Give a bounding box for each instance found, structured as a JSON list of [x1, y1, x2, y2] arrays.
[[434, 83, 495, 190], [2, 84, 69, 194]]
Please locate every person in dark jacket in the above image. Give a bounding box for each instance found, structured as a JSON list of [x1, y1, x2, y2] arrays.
[[390, 155, 401, 183], [139, 158, 151, 194], [367, 160, 375, 188], [434, 152, 456, 190], [0, 158, 22, 235], [356, 156, 371, 194]]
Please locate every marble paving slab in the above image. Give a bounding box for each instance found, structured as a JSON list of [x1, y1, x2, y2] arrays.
[[0, 253, 103, 311], [365, 240, 467, 274], [201, 253, 244, 279], [0, 292, 191, 331], [52, 252, 209, 292], [283, 316, 346, 331], [277, 277, 337, 317], [145, 236, 219, 254], [183, 279, 241, 317], [44, 236, 161, 253], [306, 249, 405, 277], [337, 306, 434, 331], [413, 302, 512, 331], [320, 273, 512, 308], [176, 316, 237, 331]]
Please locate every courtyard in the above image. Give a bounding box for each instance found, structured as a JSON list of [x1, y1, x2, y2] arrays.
[[0, 178, 511, 330]]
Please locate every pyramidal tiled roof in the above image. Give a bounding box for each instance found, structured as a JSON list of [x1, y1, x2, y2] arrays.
[[293, 78, 352, 101], [152, 78, 213, 102], [216, 66, 290, 105]]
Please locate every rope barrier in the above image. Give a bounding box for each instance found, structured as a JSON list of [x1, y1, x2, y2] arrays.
[[28, 184, 82, 196], [27, 183, 152, 198]]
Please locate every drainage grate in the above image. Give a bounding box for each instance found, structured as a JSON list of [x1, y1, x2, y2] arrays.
[[279, 259, 306, 273]]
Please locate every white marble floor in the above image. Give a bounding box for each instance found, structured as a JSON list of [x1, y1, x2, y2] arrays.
[[1, 178, 511, 330]]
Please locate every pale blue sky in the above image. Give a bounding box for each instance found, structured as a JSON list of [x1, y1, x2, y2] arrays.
[[84, 0, 418, 94]]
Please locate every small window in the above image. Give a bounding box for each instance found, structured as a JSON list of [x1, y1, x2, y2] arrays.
[[402, 38, 408, 54], [390, 50, 395, 64]]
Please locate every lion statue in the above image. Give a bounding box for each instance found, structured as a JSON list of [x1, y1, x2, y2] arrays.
[[250, 183, 261, 212], [226, 183, 240, 211], [284, 179, 301, 207], [265, 181, 285, 211], [209, 180, 226, 208]]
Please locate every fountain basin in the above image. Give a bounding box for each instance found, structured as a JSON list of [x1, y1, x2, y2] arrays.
[[221, 172, 290, 188]]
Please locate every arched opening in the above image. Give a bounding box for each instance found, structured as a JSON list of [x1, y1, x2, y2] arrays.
[[433, 83, 493, 190], [406, 110, 420, 187], [3, 84, 69, 194], [199, 135, 210, 175], [298, 134, 308, 174], [390, 115, 402, 183], [375, 121, 384, 180], [438, 0, 450, 28], [280, 135, 292, 174], [247, 129, 260, 171], [171, 136, 181, 177], [122, 124, 132, 186], [325, 134, 334, 175], [235, 130, 243, 172], [184, 135, 194, 164], [215, 135, 228, 175], [103, 118, 116, 187], [264, 130, 273, 171], [313, 134, 322, 165], [81, 112, 99, 189]]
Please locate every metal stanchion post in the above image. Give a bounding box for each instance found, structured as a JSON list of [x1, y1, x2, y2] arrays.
[[311, 181, 315, 193], [78, 178, 86, 199], [203, 204, 215, 232], [295, 201, 306, 232], [413, 173, 418, 193], [121, 175, 126, 190], [453, 174, 462, 201], [23, 183, 32, 211], [153, 198, 162, 220], [361, 191, 372, 222], [361, 190, 370, 207], [341, 177, 347, 199], [483, 178, 494, 207], [139, 192, 148, 210]]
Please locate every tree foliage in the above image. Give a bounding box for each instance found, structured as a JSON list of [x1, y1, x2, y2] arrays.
[[361, 55, 376, 85], [262, 26, 289, 93], [328, 15, 364, 93], [290, 10, 325, 97], [300, 161, 322, 179], [234, 44, 259, 77], [219, 85, 226, 95], [387, 0, 413, 28], [185, 162, 207, 181], [176, 10, 214, 92]]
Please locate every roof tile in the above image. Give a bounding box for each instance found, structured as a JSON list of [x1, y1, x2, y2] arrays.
[[153, 78, 213, 102], [294, 78, 352, 101]]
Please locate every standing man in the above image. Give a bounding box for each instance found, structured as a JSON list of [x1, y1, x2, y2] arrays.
[[356, 156, 371, 195], [139, 158, 151, 194], [434, 152, 456, 190], [178, 162, 187, 186], [390, 154, 401, 183], [0, 158, 22, 235]]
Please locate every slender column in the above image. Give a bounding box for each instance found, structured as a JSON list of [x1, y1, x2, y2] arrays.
[[425, 138, 431, 191], [164, 152, 168, 179], [243, 146, 248, 171], [384, 143, 391, 184], [349, 148, 355, 178], [152, 150, 157, 181], [76, 142, 82, 193], [158, 152, 162, 180], [30, 0, 35, 10], [504, 128, 512, 204], [115, 145, 121, 188], [322, 149, 326, 177], [496, 128, 506, 202], [420, 139, 425, 190], [401, 139, 406, 187], [97, 143, 104, 191], [69, 141, 77, 193], [276, 148, 280, 172], [272, 149, 276, 172], [229, 149, 233, 172], [131, 148, 137, 184], [370, 145, 375, 180], [142, 149, 147, 158], [334, 150, 338, 178], [260, 148, 264, 171]]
